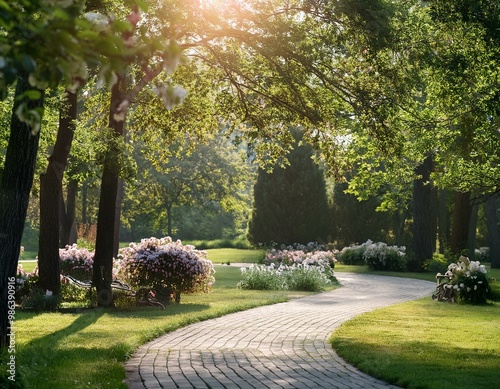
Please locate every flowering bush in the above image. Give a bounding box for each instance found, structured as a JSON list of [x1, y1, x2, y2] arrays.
[[15, 265, 38, 303], [264, 248, 336, 280], [237, 264, 287, 290], [115, 237, 215, 303], [336, 244, 366, 265], [59, 244, 95, 280], [363, 241, 406, 271], [438, 256, 490, 304], [238, 263, 332, 292], [337, 240, 407, 271], [475, 247, 490, 263]]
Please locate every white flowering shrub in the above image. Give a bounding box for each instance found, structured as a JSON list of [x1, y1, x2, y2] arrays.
[[238, 263, 332, 292], [439, 256, 490, 304], [115, 237, 215, 303], [264, 247, 336, 281], [363, 241, 407, 271], [336, 243, 367, 265], [474, 247, 490, 263], [337, 240, 407, 271]]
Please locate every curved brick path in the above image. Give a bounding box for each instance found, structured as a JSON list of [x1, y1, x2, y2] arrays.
[[125, 273, 435, 389]]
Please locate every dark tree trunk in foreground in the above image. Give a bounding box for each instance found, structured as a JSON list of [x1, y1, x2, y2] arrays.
[[486, 195, 500, 269], [38, 89, 77, 294], [450, 191, 471, 256], [93, 78, 126, 307], [0, 74, 44, 349], [411, 155, 438, 269]]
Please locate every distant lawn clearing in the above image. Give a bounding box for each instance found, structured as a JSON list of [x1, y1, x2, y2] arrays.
[[205, 248, 264, 264]]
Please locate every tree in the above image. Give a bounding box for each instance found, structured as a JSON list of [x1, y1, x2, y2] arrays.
[[126, 135, 253, 238], [37, 88, 78, 295], [248, 128, 330, 246], [0, 74, 44, 349], [0, 0, 137, 347]]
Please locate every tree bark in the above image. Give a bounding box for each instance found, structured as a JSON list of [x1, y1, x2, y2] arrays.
[[486, 195, 500, 269], [438, 189, 451, 254], [450, 191, 471, 255], [93, 78, 126, 307], [38, 89, 77, 294], [60, 179, 78, 247], [467, 200, 479, 259], [0, 74, 44, 349], [411, 155, 438, 269]]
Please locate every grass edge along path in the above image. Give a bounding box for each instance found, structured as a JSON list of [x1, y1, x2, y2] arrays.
[[331, 269, 500, 389], [4, 266, 320, 389]]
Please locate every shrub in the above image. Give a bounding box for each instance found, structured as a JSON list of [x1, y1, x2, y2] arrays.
[[15, 265, 38, 304], [475, 247, 490, 262], [21, 289, 61, 311], [441, 256, 490, 304], [424, 253, 450, 274], [237, 264, 287, 290], [265, 247, 336, 281], [337, 240, 407, 271], [238, 263, 333, 292], [363, 241, 407, 271], [283, 264, 332, 291], [116, 237, 215, 303], [336, 244, 366, 265], [59, 244, 94, 280]]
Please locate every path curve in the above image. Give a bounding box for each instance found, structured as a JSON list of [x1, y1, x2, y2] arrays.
[[125, 273, 435, 389]]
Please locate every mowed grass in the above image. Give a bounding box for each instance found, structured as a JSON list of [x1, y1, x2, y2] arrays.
[[6, 265, 316, 389], [331, 267, 500, 389], [205, 248, 265, 264], [11, 251, 500, 389]]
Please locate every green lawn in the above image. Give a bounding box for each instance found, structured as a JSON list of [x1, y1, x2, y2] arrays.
[[205, 248, 265, 264], [9, 252, 500, 389], [330, 267, 500, 389], [3, 265, 316, 389]]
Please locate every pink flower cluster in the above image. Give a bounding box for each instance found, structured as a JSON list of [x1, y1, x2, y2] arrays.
[[265, 249, 337, 268], [59, 244, 95, 280], [115, 237, 215, 298]]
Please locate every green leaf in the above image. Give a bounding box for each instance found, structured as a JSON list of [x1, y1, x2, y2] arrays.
[[22, 90, 42, 100], [20, 55, 36, 73]]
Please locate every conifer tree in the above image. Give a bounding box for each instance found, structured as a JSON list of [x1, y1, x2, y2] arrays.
[[248, 129, 330, 246]]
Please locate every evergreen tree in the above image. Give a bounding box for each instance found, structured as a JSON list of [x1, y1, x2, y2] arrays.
[[248, 129, 330, 246]]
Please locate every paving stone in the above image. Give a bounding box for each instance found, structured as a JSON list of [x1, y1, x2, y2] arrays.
[[125, 273, 434, 389]]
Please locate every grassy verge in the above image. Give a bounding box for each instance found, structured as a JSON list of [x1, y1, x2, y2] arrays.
[[4, 265, 316, 389], [205, 248, 265, 264], [330, 267, 500, 389], [12, 252, 500, 389]]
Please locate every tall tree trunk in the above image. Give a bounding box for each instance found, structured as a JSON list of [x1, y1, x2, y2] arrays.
[[38, 89, 77, 294], [113, 179, 124, 257], [467, 200, 479, 259], [411, 155, 438, 269], [486, 195, 500, 269], [93, 77, 126, 307], [392, 210, 406, 247], [438, 189, 451, 254], [450, 191, 471, 255], [0, 74, 44, 349], [82, 180, 88, 225], [60, 179, 78, 247]]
